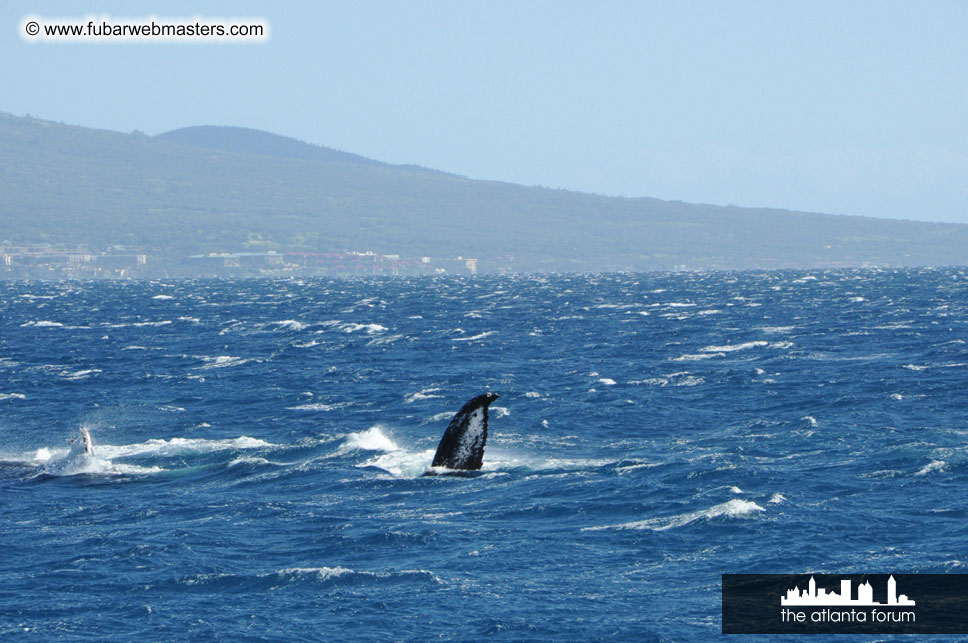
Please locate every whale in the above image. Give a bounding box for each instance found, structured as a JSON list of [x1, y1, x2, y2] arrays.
[[430, 393, 499, 471], [67, 427, 95, 459]]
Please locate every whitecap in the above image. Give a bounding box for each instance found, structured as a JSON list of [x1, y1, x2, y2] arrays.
[[99, 436, 272, 459], [916, 460, 947, 476], [277, 566, 354, 581], [61, 369, 102, 380], [615, 462, 660, 474], [228, 456, 271, 467], [670, 352, 725, 361], [47, 457, 164, 477], [758, 326, 795, 333], [339, 427, 398, 453], [0, 393, 26, 401], [195, 355, 254, 370], [629, 377, 668, 386], [270, 319, 308, 331], [341, 323, 387, 334], [152, 294, 175, 300], [451, 331, 496, 342], [287, 402, 341, 412], [405, 388, 442, 404], [42, 439, 166, 476], [675, 376, 704, 387], [366, 334, 404, 346], [583, 499, 765, 531], [700, 340, 768, 353], [276, 567, 441, 584], [21, 320, 63, 328], [360, 448, 436, 478]]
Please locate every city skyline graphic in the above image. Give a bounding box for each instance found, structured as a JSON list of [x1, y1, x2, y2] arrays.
[[781, 576, 915, 607]]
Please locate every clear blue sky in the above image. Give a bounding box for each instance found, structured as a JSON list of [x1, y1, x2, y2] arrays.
[[4, 1, 967, 222]]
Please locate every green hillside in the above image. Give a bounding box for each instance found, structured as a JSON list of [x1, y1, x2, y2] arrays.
[[2, 111, 967, 271]]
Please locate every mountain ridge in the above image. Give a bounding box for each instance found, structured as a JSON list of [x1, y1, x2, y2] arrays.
[[2, 110, 968, 273]]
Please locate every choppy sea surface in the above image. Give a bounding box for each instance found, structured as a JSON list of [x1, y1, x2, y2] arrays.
[[1, 270, 967, 641]]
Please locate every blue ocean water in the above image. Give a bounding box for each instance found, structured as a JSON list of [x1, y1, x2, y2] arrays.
[[1, 270, 966, 641]]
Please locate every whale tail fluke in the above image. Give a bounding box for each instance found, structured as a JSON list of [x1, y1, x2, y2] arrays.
[[430, 393, 498, 471]]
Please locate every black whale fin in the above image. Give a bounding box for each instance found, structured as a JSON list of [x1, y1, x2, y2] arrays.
[[431, 393, 499, 470]]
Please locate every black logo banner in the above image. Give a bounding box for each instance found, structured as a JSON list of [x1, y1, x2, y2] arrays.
[[722, 574, 968, 634]]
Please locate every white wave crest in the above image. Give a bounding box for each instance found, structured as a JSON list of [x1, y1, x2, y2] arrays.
[[46, 456, 163, 477], [701, 341, 769, 353], [405, 388, 442, 403], [341, 323, 387, 334], [270, 320, 308, 331], [62, 369, 102, 380], [670, 352, 725, 361], [339, 427, 398, 454], [758, 326, 795, 333], [452, 331, 496, 342], [916, 460, 947, 476], [40, 433, 168, 477], [98, 436, 272, 459], [276, 566, 441, 584], [361, 448, 436, 478], [615, 462, 660, 474], [630, 373, 704, 387], [286, 402, 343, 412], [21, 320, 64, 328], [228, 456, 271, 467], [367, 334, 404, 346], [583, 499, 765, 532], [277, 566, 354, 580], [195, 355, 255, 370]]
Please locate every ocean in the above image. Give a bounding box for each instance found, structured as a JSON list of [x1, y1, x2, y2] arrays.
[[1, 270, 966, 641]]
